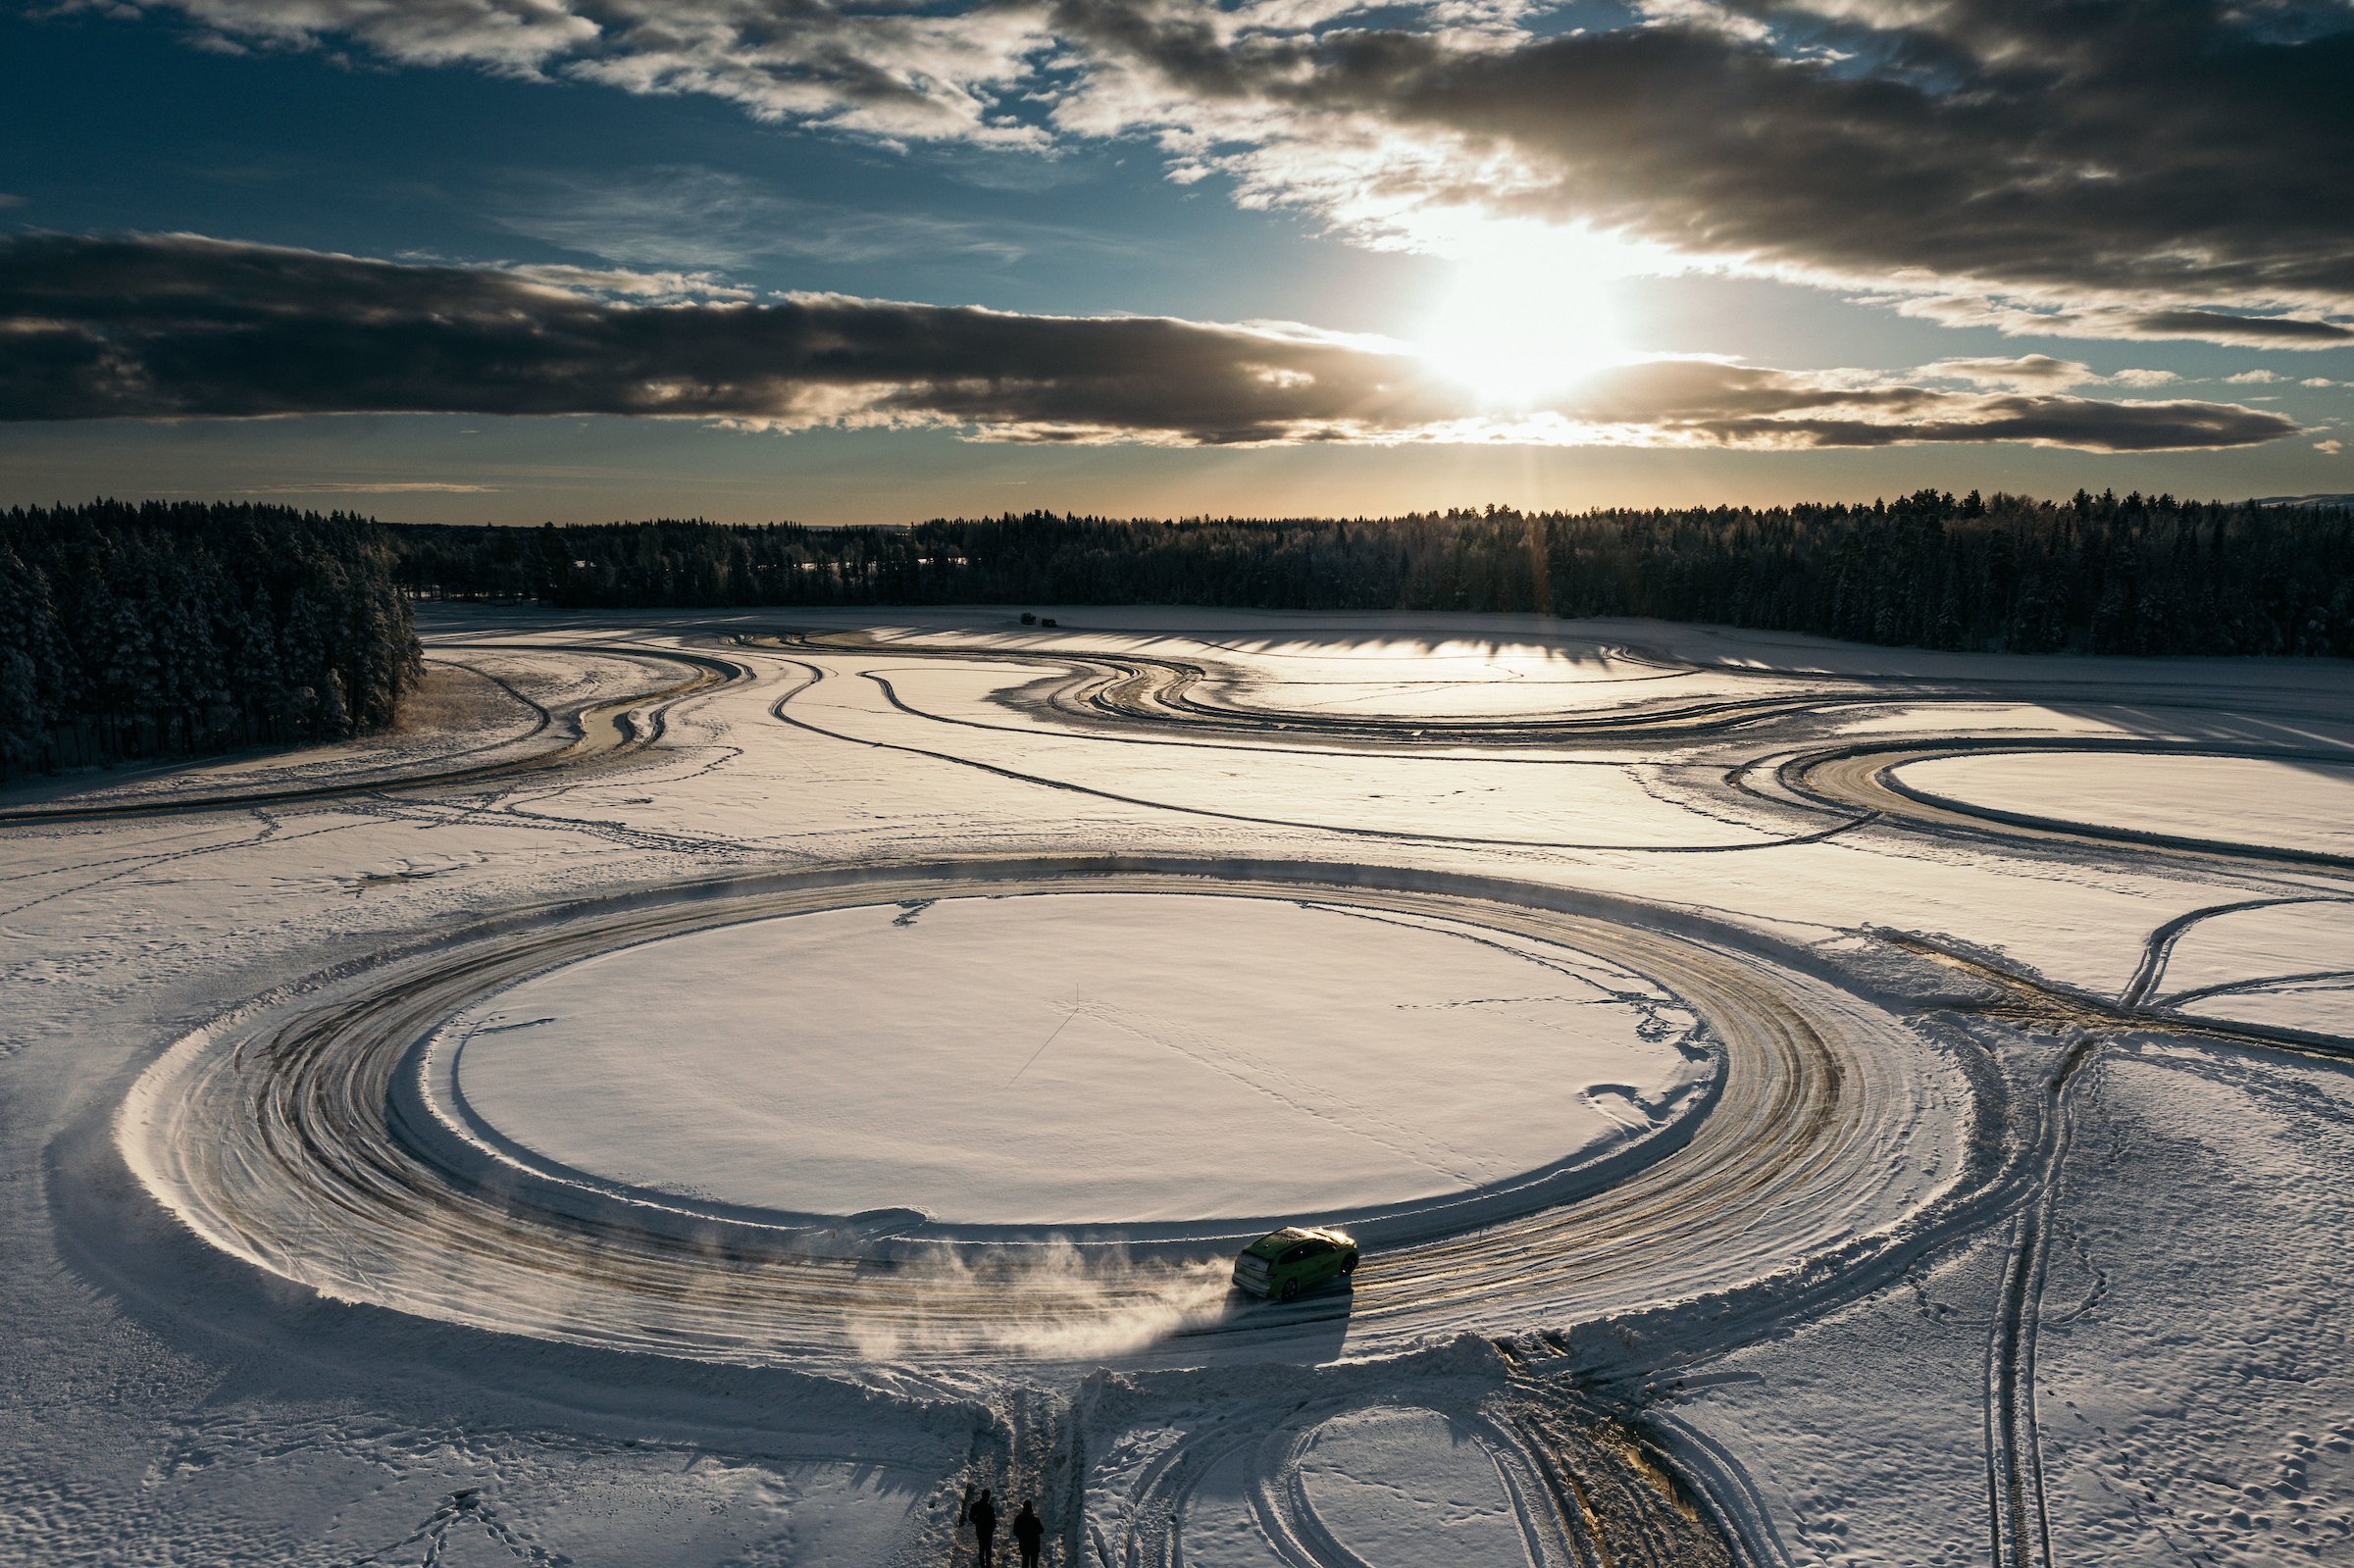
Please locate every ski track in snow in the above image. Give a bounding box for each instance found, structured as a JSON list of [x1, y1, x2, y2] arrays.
[[6, 605, 2353, 1567]]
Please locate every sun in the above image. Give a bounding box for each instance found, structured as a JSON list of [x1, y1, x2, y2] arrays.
[[1413, 226, 1638, 406]]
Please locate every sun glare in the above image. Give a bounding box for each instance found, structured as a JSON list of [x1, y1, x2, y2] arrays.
[[1414, 225, 1642, 406]]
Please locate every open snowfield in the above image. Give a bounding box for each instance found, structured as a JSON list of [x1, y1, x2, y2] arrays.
[[5, 601, 2352, 1566]]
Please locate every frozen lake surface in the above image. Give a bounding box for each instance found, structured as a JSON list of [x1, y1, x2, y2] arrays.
[[441, 891, 1708, 1229]]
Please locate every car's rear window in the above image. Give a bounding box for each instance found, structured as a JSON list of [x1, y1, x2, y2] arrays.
[[1245, 1231, 1304, 1259]]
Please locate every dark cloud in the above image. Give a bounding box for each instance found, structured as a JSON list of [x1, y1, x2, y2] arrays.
[[1049, 0, 2354, 328], [0, 234, 2300, 452], [81, 2, 2354, 342], [0, 233, 1446, 439], [1896, 293, 2354, 348], [1541, 357, 2293, 451], [114, 0, 1051, 142], [1677, 398, 2297, 453], [2124, 309, 2354, 345]]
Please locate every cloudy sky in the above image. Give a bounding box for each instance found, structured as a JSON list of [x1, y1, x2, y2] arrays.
[[2, 0, 2349, 522]]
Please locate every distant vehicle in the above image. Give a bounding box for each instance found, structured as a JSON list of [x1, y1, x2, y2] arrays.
[[1039, 617, 1058, 628], [1020, 612, 1037, 626], [1231, 1226, 1358, 1301]]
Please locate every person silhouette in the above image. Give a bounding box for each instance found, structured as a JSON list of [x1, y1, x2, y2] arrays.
[[970, 1488, 998, 1566], [1013, 1497, 1045, 1566]]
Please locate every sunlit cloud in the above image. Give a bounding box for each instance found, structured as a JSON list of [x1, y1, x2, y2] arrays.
[[1914, 356, 2099, 390], [1892, 292, 2354, 349], [1911, 357, 2181, 392], [0, 234, 2300, 453]]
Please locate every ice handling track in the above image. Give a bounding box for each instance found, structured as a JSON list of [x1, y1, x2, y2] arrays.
[[120, 857, 1959, 1369], [0, 644, 744, 824]]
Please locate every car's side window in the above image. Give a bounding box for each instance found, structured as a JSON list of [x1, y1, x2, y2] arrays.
[[1280, 1244, 1309, 1264]]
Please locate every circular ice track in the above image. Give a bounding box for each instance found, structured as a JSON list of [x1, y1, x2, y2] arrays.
[[120, 859, 1952, 1364], [1890, 750, 2354, 861], [1786, 739, 2354, 871], [431, 892, 1714, 1238]]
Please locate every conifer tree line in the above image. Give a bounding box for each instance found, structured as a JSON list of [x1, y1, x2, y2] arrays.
[[4, 490, 2344, 784], [394, 488, 2353, 658], [1, 501, 421, 777]]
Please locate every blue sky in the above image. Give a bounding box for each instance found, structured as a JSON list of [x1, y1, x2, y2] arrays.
[[3, 1, 2349, 523]]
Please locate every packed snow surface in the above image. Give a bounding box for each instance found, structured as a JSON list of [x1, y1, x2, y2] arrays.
[[441, 892, 1706, 1228], [1292, 1406, 1537, 1566], [1896, 750, 2354, 856], [2155, 899, 2354, 1035]]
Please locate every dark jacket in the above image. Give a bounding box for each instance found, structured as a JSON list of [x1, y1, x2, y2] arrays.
[[1013, 1506, 1044, 1547], [971, 1496, 998, 1537]]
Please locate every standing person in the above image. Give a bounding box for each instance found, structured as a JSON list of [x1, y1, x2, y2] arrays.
[[971, 1488, 998, 1566], [1012, 1498, 1045, 1567]]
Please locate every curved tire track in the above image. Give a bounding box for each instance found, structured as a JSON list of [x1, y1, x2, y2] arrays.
[[0, 643, 745, 826], [120, 858, 1965, 1370], [785, 633, 1883, 747], [1780, 739, 2354, 877], [769, 659, 1869, 855], [787, 631, 2354, 753]]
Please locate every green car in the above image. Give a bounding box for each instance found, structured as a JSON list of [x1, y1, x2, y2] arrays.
[[1231, 1226, 1359, 1301]]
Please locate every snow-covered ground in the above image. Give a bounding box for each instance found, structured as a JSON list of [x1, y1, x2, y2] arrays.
[[4, 601, 2351, 1565]]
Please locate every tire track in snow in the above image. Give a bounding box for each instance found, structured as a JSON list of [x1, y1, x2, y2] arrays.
[[1984, 1107, 2065, 1568], [2119, 894, 2350, 1012], [1880, 931, 2354, 1062], [0, 643, 742, 826], [789, 630, 2354, 758], [768, 659, 1869, 856], [118, 858, 1950, 1368], [793, 633, 1877, 746], [2160, 966, 2354, 1010], [1863, 931, 2351, 1568], [852, 659, 1644, 766], [1781, 740, 2354, 878]]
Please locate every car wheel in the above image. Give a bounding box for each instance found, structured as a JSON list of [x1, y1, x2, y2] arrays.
[[1279, 1279, 1300, 1302], [1340, 1253, 1357, 1276]]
